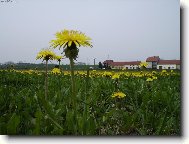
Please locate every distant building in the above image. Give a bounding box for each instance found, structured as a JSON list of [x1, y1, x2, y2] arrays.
[[157, 60, 180, 70], [103, 60, 141, 69], [146, 56, 180, 70], [146, 56, 160, 69], [103, 60, 114, 67], [103, 56, 180, 70]]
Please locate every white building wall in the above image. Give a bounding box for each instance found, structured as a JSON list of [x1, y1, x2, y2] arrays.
[[157, 64, 176, 69], [134, 65, 139, 69], [146, 62, 152, 68], [176, 65, 180, 70], [124, 65, 131, 69], [111, 66, 124, 69], [111, 65, 140, 69], [124, 65, 139, 69]]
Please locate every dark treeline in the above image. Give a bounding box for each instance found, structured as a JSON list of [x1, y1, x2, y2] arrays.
[[0, 63, 99, 70]]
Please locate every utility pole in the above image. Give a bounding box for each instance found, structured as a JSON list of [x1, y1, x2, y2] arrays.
[[94, 58, 96, 69], [107, 54, 110, 60], [87, 58, 89, 65]]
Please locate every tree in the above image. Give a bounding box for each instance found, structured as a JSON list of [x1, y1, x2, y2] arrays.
[[98, 62, 103, 69]]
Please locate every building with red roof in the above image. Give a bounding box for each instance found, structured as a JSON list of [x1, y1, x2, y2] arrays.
[[146, 56, 160, 69], [146, 56, 160, 62], [145, 56, 180, 70], [157, 60, 180, 70], [103, 60, 141, 69], [102, 56, 180, 70]]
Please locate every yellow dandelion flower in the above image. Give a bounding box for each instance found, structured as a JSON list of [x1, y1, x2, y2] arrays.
[[50, 29, 93, 49], [162, 70, 167, 73], [122, 67, 126, 70], [50, 29, 93, 60], [152, 76, 157, 80], [26, 70, 34, 74], [146, 77, 153, 82], [51, 68, 61, 75], [103, 71, 113, 77], [140, 62, 148, 68], [55, 55, 63, 61], [36, 49, 56, 61], [112, 74, 120, 79], [152, 71, 157, 74], [112, 92, 126, 98]]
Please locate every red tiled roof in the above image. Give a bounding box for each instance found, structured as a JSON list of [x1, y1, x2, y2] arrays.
[[110, 61, 141, 66], [146, 56, 160, 62], [158, 60, 180, 65], [103, 60, 114, 64]]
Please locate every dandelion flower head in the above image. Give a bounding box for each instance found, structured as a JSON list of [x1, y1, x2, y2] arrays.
[[112, 92, 126, 98], [112, 74, 120, 79], [50, 29, 93, 48], [55, 55, 63, 61], [140, 62, 148, 68], [51, 68, 61, 75], [36, 49, 56, 61], [146, 77, 153, 82]]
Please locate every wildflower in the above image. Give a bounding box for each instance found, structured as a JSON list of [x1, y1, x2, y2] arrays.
[[50, 29, 93, 134], [55, 55, 63, 68], [140, 62, 148, 68], [122, 67, 126, 70], [50, 30, 92, 48], [162, 70, 167, 73], [112, 74, 120, 79], [152, 76, 157, 80], [26, 70, 34, 74], [63, 71, 70, 76], [50, 29, 92, 60], [124, 72, 131, 77], [146, 77, 153, 82], [112, 92, 126, 98], [103, 71, 112, 77], [36, 48, 57, 100], [51, 68, 61, 75], [152, 71, 157, 74], [36, 49, 56, 61], [55, 55, 63, 61]]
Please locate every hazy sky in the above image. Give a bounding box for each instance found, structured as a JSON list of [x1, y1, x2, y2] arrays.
[[0, 0, 180, 64]]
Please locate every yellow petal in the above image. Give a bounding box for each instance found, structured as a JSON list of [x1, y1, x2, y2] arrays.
[[68, 41, 72, 47], [74, 41, 79, 47]]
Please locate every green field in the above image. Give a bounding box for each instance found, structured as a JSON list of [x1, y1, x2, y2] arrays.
[[0, 69, 181, 135]]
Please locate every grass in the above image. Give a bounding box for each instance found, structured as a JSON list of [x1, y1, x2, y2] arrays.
[[0, 69, 181, 135]]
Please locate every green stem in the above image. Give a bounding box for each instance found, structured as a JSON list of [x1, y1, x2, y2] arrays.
[[83, 69, 89, 135], [70, 58, 76, 108], [69, 57, 77, 134], [45, 60, 48, 100], [58, 60, 60, 69]]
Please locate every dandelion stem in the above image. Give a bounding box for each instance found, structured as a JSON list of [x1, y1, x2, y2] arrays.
[[58, 60, 60, 69], [69, 57, 77, 134], [45, 60, 48, 100], [83, 69, 89, 135]]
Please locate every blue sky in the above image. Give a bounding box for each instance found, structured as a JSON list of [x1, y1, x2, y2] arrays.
[[0, 0, 180, 64]]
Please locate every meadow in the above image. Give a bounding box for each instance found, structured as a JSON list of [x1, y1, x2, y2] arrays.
[[0, 69, 181, 135]]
